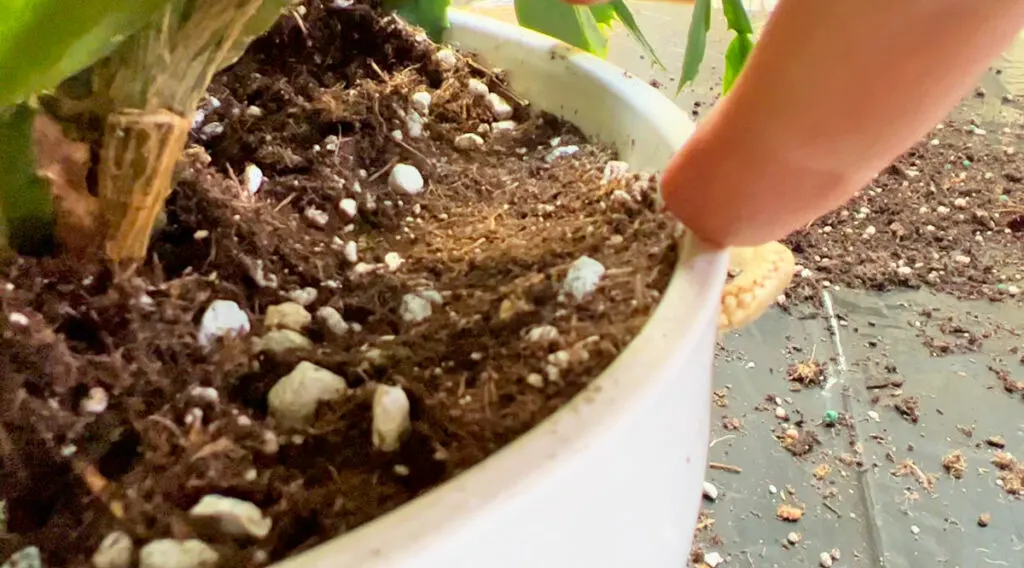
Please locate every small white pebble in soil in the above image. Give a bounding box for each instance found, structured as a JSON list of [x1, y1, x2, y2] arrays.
[[388, 163, 425, 195], [775, 406, 788, 420], [601, 160, 630, 184], [268, 361, 349, 430], [703, 552, 724, 568], [491, 120, 517, 133], [352, 262, 378, 275], [831, 549, 841, 560], [197, 300, 250, 350], [252, 329, 314, 356], [405, 110, 425, 139], [435, 48, 458, 69], [786, 532, 801, 545], [264, 302, 312, 332], [400, 293, 432, 323], [372, 384, 411, 452], [7, 312, 29, 327], [547, 350, 572, 369], [303, 206, 330, 228], [526, 324, 560, 343], [390, 130, 403, 141], [525, 373, 545, 388], [867, 410, 880, 421], [415, 289, 444, 305], [200, 122, 224, 138], [316, 306, 349, 336], [1008, 285, 1021, 296], [2, 546, 41, 568], [936, 205, 951, 215], [80, 386, 109, 414], [188, 494, 272, 540], [545, 145, 580, 164], [338, 197, 358, 219], [189, 386, 219, 404], [467, 78, 489, 97], [384, 252, 404, 272], [929, 138, 940, 146], [454, 132, 485, 150], [863, 225, 876, 237], [246, 105, 264, 117], [139, 539, 219, 568], [485, 93, 514, 120], [560, 256, 606, 301], [410, 91, 432, 115], [702, 481, 719, 501], [92, 531, 134, 568], [343, 240, 358, 263], [286, 287, 318, 307], [897, 266, 913, 277], [243, 163, 264, 194], [953, 197, 969, 209], [819, 552, 834, 568], [769, 484, 778, 494], [910, 525, 920, 535], [954, 255, 971, 265]]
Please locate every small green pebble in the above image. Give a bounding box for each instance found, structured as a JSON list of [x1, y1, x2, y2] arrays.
[[944, 163, 952, 170], [963, 160, 972, 168], [1000, 195, 1010, 202], [998, 283, 1008, 290], [823, 410, 839, 425]]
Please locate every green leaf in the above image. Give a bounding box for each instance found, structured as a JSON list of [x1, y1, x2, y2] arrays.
[[385, 0, 452, 41], [0, 0, 170, 107], [677, 0, 711, 94], [515, 0, 609, 58], [589, 3, 616, 26], [722, 32, 753, 94], [721, 0, 753, 34], [606, 0, 665, 70], [0, 105, 55, 254]]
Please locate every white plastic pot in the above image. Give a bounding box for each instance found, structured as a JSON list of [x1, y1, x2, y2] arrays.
[[275, 10, 729, 568]]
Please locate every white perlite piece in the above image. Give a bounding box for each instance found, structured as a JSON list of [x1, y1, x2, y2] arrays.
[[467, 78, 489, 97], [436, 48, 458, 69], [601, 160, 630, 184], [343, 240, 358, 263], [188, 494, 272, 539], [243, 163, 264, 194], [560, 256, 606, 301], [416, 289, 444, 305], [410, 91, 432, 115], [304, 206, 330, 228], [286, 287, 318, 307], [388, 163, 425, 195], [268, 361, 349, 430], [316, 306, 349, 336], [384, 252, 404, 272], [138, 539, 219, 568], [264, 302, 312, 332], [1, 546, 40, 568], [703, 552, 724, 568], [372, 384, 411, 452], [92, 531, 134, 568], [818, 552, 833, 567], [197, 300, 250, 350], [485, 93, 514, 120], [454, 133, 484, 150], [491, 120, 516, 133], [80, 386, 109, 414], [405, 110, 425, 139], [400, 293, 432, 323], [526, 324, 560, 343], [338, 198, 358, 218], [252, 330, 314, 356], [702, 481, 719, 501], [545, 145, 580, 164]]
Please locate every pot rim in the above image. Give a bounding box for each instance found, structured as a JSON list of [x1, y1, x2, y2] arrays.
[[271, 9, 728, 567]]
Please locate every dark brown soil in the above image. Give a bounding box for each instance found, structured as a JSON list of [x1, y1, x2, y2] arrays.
[[784, 121, 1024, 305], [0, 2, 677, 566]]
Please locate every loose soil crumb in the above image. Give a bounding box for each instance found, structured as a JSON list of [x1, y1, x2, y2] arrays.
[[785, 120, 1024, 305], [776, 503, 805, 522], [0, 2, 679, 565], [786, 358, 824, 387], [941, 450, 967, 479]]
